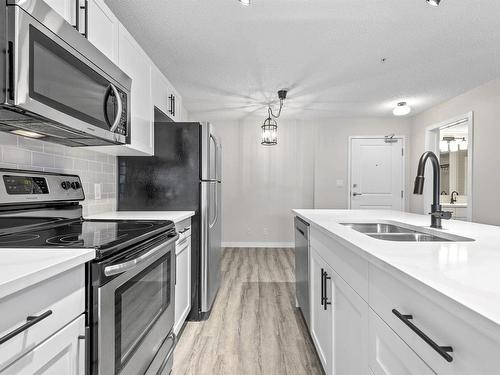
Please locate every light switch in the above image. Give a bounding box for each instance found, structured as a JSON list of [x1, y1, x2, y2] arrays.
[[336, 179, 344, 187]]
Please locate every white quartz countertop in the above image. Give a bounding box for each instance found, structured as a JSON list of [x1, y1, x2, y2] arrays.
[[293, 209, 500, 328], [87, 211, 195, 223], [0, 248, 95, 300]]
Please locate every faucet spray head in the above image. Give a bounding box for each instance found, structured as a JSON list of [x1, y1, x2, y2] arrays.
[[414, 176, 425, 195]]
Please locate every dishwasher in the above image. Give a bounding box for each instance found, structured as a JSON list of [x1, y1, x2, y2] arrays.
[[294, 216, 310, 328]]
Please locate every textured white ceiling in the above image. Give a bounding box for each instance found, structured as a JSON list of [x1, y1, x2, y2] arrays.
[[105, 0, 500, 120]]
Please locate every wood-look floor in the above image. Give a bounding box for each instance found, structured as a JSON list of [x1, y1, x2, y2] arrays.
[[172, 248, 324, 375]]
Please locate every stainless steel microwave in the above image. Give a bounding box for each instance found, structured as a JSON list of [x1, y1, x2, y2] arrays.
[[0, 0, 131, 146]]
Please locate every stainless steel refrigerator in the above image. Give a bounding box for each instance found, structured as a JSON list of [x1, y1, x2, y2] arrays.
[[117, 109, 222, 320]]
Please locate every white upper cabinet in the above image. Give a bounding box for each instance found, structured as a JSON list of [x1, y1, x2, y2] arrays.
[[117, 25, 154, 155], [151, 64, 183, 122], [43, 0, 76, 25], [87, 0, 119, 63]]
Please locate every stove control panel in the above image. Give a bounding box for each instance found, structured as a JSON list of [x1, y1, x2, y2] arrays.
[[0, 170, 84, 204]]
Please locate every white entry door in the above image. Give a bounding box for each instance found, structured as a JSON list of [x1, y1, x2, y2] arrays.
[[350, 137, 404, 210]]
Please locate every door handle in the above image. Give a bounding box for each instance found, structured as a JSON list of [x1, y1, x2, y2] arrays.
[[103, 83, 123, 133], [352, 192, 362, 196], [323, 271, 332, 310], [0, 310, 52, 345], [392, 309, 453, 362], [156, 331, 176, 375], [209, 182, 218, 229]]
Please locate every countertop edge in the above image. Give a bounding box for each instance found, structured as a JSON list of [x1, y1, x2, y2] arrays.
[[86, 211, 196, 223], [0, 249, 95, 301]]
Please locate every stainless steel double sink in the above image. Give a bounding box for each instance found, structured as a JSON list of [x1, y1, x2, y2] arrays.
[[340, 222, 474, 242]]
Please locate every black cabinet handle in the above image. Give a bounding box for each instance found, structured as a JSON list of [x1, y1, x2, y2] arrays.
[[172, 95, 176, 116], [0, 310, 53, 345], [323, 271, 331, 310], [392, 309, 453, 362], [7, 41, 14, 101], [320, 268, 325, 307]]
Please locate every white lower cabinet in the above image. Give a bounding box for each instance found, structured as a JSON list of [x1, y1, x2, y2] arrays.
[[310, 247, 369, 375], [304, 217, 500, 375], [369, 309, 435, 375], [2, 315, 85, 375], [310, 247, 332, 371], [174, 219, 192, 334]]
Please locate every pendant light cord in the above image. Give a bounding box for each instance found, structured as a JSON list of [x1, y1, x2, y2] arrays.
[[267, 98, 284, 119]]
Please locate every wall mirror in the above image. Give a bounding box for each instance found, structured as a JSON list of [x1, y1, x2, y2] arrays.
[[425, 112, 473, 221]]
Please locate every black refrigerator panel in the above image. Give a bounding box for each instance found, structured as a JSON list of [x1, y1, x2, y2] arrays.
[[118, 113, 200, 211]]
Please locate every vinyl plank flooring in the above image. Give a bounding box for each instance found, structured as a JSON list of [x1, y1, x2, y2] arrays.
[[172, 248, 324, 375]]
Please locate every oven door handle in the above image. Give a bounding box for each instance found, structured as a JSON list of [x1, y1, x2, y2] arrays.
[[104, 235, 179, 276]]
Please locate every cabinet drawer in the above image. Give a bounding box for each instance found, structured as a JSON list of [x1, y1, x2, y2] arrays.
[[369, 265, 500, 374], [1, 315, 85, 375], [369, 309, 435, 375], [0, 266, 85, 370], [310, 227, 369, 300]]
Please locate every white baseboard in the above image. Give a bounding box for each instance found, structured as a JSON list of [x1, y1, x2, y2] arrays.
[[222, 242, 294, 248]]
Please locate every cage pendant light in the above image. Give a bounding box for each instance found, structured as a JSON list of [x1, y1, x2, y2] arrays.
[[260, 89, 287, 146], [261, 116, 278, 146]]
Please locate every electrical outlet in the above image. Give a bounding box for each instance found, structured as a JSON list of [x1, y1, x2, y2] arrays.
[[246, 227, 251, 235], [263, 228, 269, 237], [94, 183, 102, 200]]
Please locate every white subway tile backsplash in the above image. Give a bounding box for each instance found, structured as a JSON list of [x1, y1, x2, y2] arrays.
[[3, 147, 32, 165], [73, 158, 89, 171], [0, 135, 117, 215], [0, 132, 18, 147], [19, 137, 44, 152], [32, 152, 55, 168]]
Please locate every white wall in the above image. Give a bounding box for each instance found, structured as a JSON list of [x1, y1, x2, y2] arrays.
[[409, 77, 500, 225], [213, 118, 314, 247], [314, 118, 412, 209]]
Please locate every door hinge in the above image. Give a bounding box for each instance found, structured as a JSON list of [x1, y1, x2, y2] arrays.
[[401, 190, 404, 199], [401, 148, 404, 156]]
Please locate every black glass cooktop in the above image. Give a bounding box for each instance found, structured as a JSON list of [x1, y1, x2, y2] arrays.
[[0, 219, 175, 258]]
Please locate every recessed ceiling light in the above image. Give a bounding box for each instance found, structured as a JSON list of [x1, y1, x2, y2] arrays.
[[393, 102, 411, 116], [426, 0, 441, 6], [238, 0, 250, 6], [10, 129, 45, 138]]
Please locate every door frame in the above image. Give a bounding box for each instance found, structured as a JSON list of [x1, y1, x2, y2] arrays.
[[347, 136, 407, 210], [423, 111, 474, 221]]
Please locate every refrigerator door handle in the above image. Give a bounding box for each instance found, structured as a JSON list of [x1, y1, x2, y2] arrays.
[[209, 182, 218, 228], [210, 133, 220, 181]]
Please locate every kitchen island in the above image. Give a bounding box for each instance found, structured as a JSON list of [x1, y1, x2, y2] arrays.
[[293, 209, 500, 375]]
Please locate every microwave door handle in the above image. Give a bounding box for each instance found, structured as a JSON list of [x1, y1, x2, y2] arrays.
[[103, 234, 179, 276], [102, 83, 123, 132]]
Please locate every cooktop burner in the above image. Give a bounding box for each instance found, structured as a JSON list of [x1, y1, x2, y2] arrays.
[[0, 219, 175, 258], [0, 233, 41, 243]]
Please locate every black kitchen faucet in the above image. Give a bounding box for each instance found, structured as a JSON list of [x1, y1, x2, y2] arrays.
[[413, 151, 452, 229]]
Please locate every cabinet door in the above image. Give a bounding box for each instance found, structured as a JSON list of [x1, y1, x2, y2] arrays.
[[310, 247, 332, 373], [87, 0, 119, 63], [2, 315, 85, 375], [332, 268, 369, 375], [44, 0, 76, 25], [118, 24, 153, 155], [174, 237, 191, 334], [369, 309, 435, 375], [151, 64, 171, 117]]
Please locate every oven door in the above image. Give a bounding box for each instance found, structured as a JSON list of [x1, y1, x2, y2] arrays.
[[96, 236, 176, 375], [6, 2, 130, 143]]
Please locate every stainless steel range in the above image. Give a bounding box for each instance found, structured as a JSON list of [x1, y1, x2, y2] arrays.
[[0, 169, 178, 375]]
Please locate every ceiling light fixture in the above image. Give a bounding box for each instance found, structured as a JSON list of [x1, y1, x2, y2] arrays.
[[392, 102, 411, 116], [261, 89, 287, 146], [426, 0, 441, 6], [238, 0, 250, 6]]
